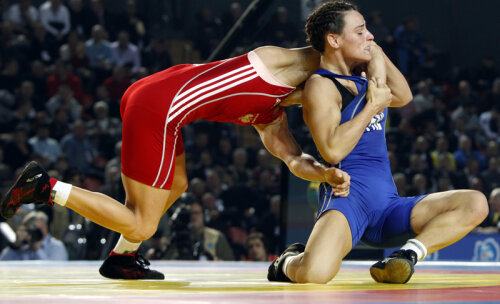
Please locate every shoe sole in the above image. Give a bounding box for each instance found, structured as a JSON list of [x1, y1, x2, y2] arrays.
[[0, 162, 41, 219], [369, 258, 414, 284]]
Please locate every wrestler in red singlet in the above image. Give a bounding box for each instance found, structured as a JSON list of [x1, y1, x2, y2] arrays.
[[120, 51, 296, 189]]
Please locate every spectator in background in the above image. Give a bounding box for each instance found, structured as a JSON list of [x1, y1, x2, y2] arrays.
[[430, 135, 456, 172], [87, 0, 113, 35], [49, 108, 71, 140], [102, 65, 131, 102], [28, 22, 57, 64], [188, 177, 207, 202], [412, 80, 435, 113], [6, 0, 38, 35], [141, 37, 172, 74], [408, 173, 429, 196], [188, 201, 234, 261], [480, 78, 500, 114], [67, 0, 91, 38], [449, 80, 479, 112], [475, 188, 500, 233], [0, 146, 13, 186], [164, 201, 235, 261], [205, 169, 226, 198], [38, 0, 71, 46], [110, 30, 141, 75], [453, 134, 487, 171], [60, 120, 96, 173], [46, 84, 81, 122], [479, 102, 500, 141], [194, 8, 222, 60], [246, 232, 276, 261], [0, 210, 68, 260], [59, 30, 80, 63], [394, 17, 425, 76], [476, 56, 498, 91], [253, 148, 280, 182], [85, 25, 112, 70], [221, 2, 242, 33], [3, 124, 32, 171], [411, 135, 434, 173], [257, 194, 280, 254], [86, 101, 121, 159], [191, 150, 214, 180], [114, 0, 146, 47], [0, 58, 21, 93], [15, 80, 41, 113], [212, 136, 234, 167], [28, 121, 61, 167], [25, 61, 48, 107], [228, 147, 254, 185], [393, 172, 408, 196], [46, 59, 83, 101], [367, 11, 393, 53], [264, 6, 298, 47], [481, 157, 500, 195]]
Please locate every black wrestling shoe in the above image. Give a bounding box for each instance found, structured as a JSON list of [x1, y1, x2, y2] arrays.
[[267, 243, 305, 282], [370, 249, 417, 284], [99, 252, 165, 280], [0, 161, 53, 219]]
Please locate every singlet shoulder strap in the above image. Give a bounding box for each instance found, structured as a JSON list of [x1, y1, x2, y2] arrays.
[[313, 68, 368, 112]]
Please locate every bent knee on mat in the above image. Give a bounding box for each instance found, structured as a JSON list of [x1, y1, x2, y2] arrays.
[[295, 258, 341, 284], [295, 267, 338, 284]]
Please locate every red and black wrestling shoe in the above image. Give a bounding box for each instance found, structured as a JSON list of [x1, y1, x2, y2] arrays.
[[0, 161, 53, 219], [99, 251, 165, 280], [369, 249, 417, 284]]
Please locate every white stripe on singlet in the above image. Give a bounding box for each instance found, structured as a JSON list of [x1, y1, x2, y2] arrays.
[[167, 73, 259, 124], [159, 90, 292, 188], [152, 59, 234, 187], [168, 67, 256, 118]]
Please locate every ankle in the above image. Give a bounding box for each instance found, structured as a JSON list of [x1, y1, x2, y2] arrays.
[[51, 179, 72, 206]]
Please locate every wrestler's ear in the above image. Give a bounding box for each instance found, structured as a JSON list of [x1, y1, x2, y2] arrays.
[[326, 33, 340, 49]]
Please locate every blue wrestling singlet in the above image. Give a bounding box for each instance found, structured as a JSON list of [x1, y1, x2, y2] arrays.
[[313, 68, 427, 248]]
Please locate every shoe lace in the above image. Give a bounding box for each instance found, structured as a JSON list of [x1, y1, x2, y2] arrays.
[[135, 254, 151, 269]]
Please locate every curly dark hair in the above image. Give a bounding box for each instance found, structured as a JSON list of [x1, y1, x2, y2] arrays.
[[305, 0, 358, 53]]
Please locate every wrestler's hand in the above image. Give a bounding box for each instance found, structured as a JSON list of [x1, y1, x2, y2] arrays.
[[366, 77, 392, 114], [324, 167, 350, 197]]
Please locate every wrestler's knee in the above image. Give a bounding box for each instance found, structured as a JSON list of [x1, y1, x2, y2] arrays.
[[131, 223, 158, 241], [462, 190, 488, 225], [295, 254, 340, 284]]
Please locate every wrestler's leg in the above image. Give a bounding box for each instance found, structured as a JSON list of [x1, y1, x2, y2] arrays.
[[410, 189, 488, 253], [370, 190, 488, 284], [287, 210, 353, 284], [65, 175, 171, 242]]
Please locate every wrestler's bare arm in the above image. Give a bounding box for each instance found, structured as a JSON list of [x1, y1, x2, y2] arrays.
[[302, 75, 392, 165], [253, 46, 321, 87], [367, 43, 412, 107], [253, 113, 350, 196]]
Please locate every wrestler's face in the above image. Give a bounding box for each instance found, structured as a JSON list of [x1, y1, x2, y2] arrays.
[[338, 10, 374, 63]]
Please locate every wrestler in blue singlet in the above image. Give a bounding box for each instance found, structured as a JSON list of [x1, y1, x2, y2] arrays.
[[314, 68, 427, 248]]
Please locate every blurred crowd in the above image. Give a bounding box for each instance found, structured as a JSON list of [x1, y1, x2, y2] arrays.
[[0, 0, 498, 262]]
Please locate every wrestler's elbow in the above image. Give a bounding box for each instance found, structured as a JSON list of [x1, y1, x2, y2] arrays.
[[391, 88, 413, 107], [320, 150, 342, 166]]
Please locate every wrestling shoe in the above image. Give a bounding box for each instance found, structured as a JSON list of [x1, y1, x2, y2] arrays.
[[369, 249, 417, 284], [99, 251, 165, 280], [267, 243, 305, 282], [0, 161, 53, 219]]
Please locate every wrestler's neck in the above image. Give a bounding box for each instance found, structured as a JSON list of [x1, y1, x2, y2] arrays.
[[320, 50, 358, 76]]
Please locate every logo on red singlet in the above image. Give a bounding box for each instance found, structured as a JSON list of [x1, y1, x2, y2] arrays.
[[238, 114, 260, 124]]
